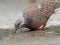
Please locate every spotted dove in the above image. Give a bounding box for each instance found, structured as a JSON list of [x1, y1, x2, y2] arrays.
[[14, 0, 60, 32]]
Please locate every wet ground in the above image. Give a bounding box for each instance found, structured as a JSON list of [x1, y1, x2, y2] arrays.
[[0, 25, 60, 45]]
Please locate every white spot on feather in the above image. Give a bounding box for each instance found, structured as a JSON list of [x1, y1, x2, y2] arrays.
[[38, 5, 42, 9]]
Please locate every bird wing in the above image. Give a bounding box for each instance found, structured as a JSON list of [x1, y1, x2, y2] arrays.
[[23, 3, 47, 29]]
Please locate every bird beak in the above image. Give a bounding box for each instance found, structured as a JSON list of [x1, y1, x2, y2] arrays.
[[14, 28, 18, 33]]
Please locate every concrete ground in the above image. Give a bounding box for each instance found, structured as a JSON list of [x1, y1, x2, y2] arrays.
[[0, 26, 60, 45]]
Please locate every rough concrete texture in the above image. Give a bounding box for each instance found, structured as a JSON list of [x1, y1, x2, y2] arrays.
[[0, 26, 60, 45]]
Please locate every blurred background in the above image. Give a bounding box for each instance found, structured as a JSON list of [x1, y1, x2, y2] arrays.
[[0, 0, 60, 29]]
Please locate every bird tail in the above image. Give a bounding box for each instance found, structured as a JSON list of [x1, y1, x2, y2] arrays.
[[54, 2, 60, 9]]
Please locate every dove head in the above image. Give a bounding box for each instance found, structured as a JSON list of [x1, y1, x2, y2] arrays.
[[14, 17, 27, 30]]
